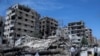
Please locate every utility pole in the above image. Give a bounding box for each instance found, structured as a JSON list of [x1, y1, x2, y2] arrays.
[[61, 18, 63, 28]]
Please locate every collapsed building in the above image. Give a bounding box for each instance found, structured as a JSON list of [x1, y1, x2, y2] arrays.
[[11, 35, 70, 56]]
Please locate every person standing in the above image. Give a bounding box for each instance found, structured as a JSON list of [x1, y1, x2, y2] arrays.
[[94, 46, 98, 56], [70, 46, 75, 56]]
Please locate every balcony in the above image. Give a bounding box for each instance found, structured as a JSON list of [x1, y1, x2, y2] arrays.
[[10, 13, 16, 16], [10, 30, 14, 33], [4, 31, 9, 35], [6, 10, 12, 15], [4, 26, 10, 29], [5, 21, 9, 24], [68, 24, 84, 27], [6, 16, 9, 20], [9, 24, 14, 27]]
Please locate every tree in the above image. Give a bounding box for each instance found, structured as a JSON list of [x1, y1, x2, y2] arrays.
[[81, 37, 88, 46]]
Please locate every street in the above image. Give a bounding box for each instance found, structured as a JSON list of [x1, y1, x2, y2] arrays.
[[81, 47, 100, 56]]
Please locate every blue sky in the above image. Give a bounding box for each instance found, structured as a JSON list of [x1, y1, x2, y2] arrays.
[[0, 0, 100, 39]]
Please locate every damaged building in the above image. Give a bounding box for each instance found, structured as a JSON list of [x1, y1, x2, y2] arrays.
[[0, 35, 71, 56], [40, 17, 58, 38], [4, 4, 40, 46], [0, 16, 5, 45]]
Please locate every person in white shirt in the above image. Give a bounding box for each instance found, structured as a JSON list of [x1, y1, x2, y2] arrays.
[[70, 46, 75, 56], [94, 46, 98, 56]]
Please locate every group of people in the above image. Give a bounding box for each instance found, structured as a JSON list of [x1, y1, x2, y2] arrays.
[[70, 45, 98, 56]]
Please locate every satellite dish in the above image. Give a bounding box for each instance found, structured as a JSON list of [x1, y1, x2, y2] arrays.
[[35, 52, 40, 56]]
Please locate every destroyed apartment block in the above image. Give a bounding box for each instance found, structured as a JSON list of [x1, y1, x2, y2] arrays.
[[0, 35, 70, 56]]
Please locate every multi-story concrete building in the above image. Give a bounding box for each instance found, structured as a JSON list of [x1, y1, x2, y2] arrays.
[[55, 27, 70, 40], [40, 17, 58, 38], [4, 4, 40, 45], [97, 39, 100, 46], [67, 21, 95, 46], [0, 16, 4, 44], [85, 28, 93, 45], [69, 34, 82, 47], [68, 21, 85, 37], [92, 37, 97, 45]]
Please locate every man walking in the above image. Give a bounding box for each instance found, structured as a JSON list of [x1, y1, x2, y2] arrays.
[[94, 45, 98, 56], [70, 46, 75, 56]]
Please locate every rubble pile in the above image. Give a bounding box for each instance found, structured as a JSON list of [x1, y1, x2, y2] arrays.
[[15, 35, 70, 56], [0, 35, 70, 56]]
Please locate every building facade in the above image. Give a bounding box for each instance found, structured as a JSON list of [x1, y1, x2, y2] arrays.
[[92, 37, 97, 45], [69, 34, 82, 47], [67, 21, 94, 46], [4, 4, 40, 45], [40, 17, 58, 38], [68, 21, 85, 37], [85, 28, 93, 45], [0, 16, 4, 44], [56, 27, 69, 39]]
